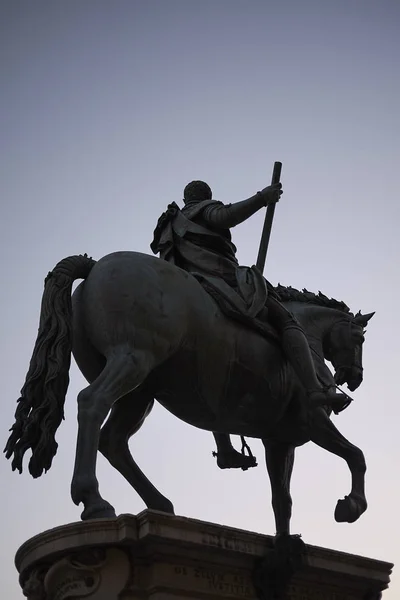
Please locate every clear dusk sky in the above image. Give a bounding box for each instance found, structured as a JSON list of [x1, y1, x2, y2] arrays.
[[1, 1, 399, 597]]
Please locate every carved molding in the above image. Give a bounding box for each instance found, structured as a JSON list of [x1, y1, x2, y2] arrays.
[[22, 547, 130, 600], [22, 568, 46, 600]]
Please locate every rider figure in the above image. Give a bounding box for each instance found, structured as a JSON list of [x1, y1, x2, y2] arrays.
[[151, 181, 347, 467]]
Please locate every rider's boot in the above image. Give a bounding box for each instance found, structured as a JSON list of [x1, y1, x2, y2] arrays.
[[280, 323, 348, 412], [212, 432, 257, 470]]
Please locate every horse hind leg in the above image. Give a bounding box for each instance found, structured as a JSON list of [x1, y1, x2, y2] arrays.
[[99, 390, 174, 514], [71, 347, 154, 520], [309, 408, 367, 523]]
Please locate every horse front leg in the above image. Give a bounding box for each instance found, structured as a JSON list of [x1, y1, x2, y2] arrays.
[[309, 407, 367, 523], [262, 439, 295, 537]]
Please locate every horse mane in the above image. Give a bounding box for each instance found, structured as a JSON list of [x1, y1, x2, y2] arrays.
[[274, 284, 353, 315]]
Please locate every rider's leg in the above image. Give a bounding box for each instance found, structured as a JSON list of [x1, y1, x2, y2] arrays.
[[212, 432, 257, 470], [267, 297, 347, 410]]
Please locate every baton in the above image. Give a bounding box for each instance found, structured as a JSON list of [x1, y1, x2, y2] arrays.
[[256, 161, 282, 273]]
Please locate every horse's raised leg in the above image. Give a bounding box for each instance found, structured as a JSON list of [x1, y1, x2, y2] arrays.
[[263, 439, 295, 537], [309, 407, 367, 523], [99, 390, 174, 514], [71, 348, 152, 520]]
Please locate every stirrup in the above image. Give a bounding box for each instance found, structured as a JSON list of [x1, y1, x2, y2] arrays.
[[212, 437, 258, 471], [240, 436, 258, 470]]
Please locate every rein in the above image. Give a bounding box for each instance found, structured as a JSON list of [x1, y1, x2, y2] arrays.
[[309, 327, 354, 415]]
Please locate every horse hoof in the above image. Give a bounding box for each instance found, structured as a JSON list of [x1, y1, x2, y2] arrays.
[[150, 498, 175, 515], [81, 501, 117, 521], [273, 533, 305, 553], [334, 494, 367, 523]]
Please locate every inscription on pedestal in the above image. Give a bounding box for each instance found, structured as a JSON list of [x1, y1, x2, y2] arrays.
[[161, 564, 255, 598], [201, 532, 257, 555], [159, 564, 355, 600]]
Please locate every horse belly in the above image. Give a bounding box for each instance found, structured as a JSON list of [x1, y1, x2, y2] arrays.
[[215, 328, 287, 436], [149, 326, 288, 438], [149, 333, 234, 430]]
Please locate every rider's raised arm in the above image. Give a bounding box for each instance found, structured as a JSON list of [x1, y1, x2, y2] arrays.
[[202, 184, 282, 229]]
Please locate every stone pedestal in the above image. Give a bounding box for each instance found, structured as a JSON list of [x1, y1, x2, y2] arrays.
[[16, 510, 392, 600]]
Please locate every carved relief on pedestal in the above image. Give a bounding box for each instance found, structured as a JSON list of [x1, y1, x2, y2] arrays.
[[23, 547, 130, 600], [22, 568, 46, 600]]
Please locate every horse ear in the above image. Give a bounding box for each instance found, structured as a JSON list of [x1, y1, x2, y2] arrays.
[[354, 312, 375, 326]]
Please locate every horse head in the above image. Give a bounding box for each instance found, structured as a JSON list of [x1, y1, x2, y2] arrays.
[[325, 311, 375, 392]]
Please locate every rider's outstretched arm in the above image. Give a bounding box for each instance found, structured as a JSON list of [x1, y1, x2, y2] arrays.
[[202, 184, 282, 228]]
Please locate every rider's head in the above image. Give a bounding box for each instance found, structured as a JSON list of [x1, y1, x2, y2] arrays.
[[183, 181, 212, 204]]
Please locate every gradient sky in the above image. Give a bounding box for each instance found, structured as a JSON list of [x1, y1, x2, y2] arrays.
[[1, 1, 399, 597]]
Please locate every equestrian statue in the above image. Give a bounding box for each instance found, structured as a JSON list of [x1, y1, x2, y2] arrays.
[[5, 163, 374, 542]]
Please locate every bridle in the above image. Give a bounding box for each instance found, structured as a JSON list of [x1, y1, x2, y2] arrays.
[[309, 319, 362, 414], [308, 342, 354, 414]]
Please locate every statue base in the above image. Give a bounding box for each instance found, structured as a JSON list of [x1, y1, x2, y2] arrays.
[[16, 510, 392, 600]]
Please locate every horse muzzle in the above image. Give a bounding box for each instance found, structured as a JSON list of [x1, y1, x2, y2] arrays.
[[344, 366, 363, 391], [334, 366, 363, 391]]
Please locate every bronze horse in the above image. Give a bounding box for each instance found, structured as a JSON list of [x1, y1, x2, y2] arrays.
[[5, 251, 374, 537]]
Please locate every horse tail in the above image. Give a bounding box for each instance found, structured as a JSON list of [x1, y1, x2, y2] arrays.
[[4, 254, 96, 478]]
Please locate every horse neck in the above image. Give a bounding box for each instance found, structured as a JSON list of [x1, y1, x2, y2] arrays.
[[285, 302, 344, 358]]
